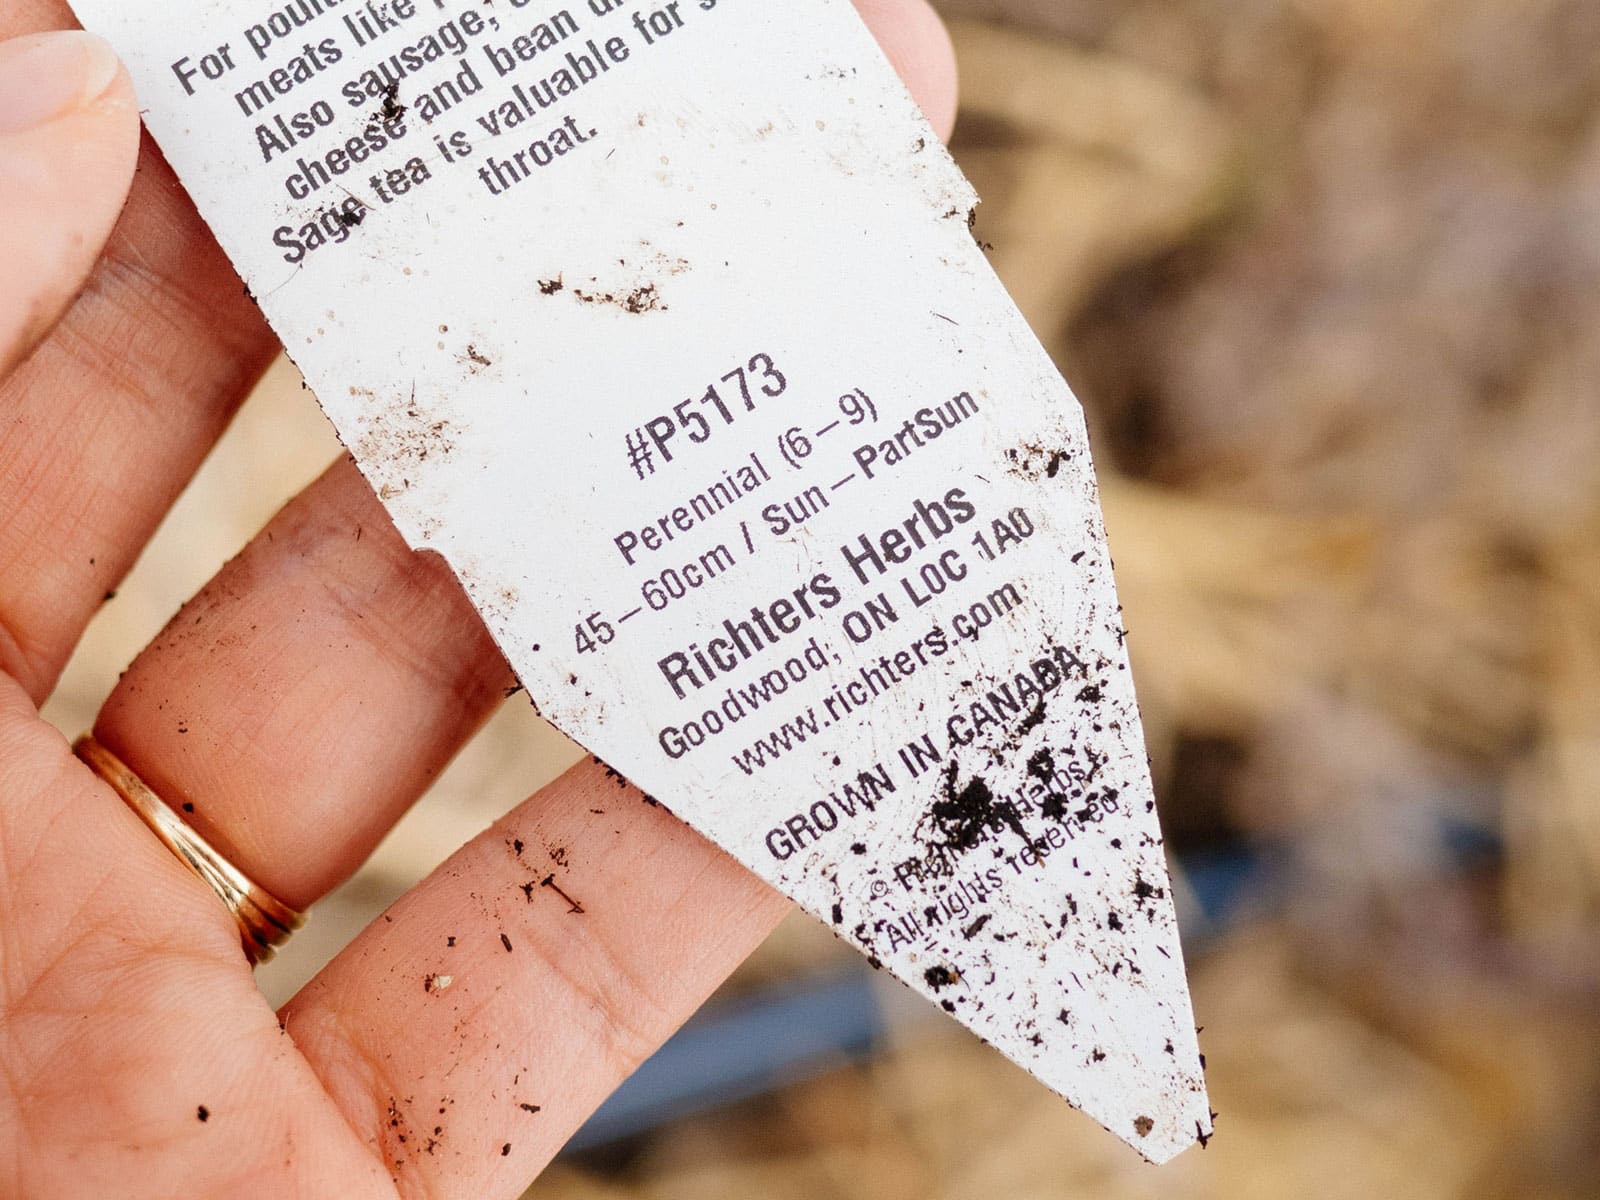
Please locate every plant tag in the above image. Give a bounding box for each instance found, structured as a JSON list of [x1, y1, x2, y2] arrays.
[[68, 0, 1211, 1159]]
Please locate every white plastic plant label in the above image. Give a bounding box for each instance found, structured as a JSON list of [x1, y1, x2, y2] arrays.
[[68, 0, 1211, 1160]]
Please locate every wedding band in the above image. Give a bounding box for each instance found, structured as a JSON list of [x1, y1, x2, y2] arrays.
[[72, 735, 305, 965]]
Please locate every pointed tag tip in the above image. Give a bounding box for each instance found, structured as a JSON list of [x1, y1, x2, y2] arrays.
[[1119, 1092, 1214, 1164]]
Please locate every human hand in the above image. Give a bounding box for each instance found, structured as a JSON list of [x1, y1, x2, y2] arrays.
[[0, 4, 957, 1196]]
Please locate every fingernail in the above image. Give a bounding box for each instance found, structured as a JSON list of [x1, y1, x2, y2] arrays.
[[0, 31, 123, 136]]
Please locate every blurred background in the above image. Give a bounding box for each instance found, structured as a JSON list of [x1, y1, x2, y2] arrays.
[[42, 0, 1600, 1196]]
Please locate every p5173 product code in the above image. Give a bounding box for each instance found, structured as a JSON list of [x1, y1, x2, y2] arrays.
[[623, 352, 788, 481]]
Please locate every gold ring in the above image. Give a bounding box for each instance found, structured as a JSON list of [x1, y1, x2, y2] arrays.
[[72, 735, 305, 966]]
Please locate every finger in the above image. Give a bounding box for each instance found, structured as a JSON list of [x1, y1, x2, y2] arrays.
[[94, 457, 512, 912], [0, 35, 414, 1187], [0, 32, 136, 378], [0, 678, 395, 1196], [858, 0, 959, 140], [281, 758, 788, 1199], [0, 3, 277, 704], [90, 0, 959, 918]]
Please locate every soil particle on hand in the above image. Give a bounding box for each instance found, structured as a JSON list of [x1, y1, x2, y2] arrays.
[[196, 1105, 209, 1123], [540, 875, 585, 914], [592, 758, 634, 790], [500, 933, 514, 953]]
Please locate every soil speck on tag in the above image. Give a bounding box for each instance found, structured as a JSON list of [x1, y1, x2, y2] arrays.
[[380, 80, 405, 123], [573, 282, 665, 313], [925, 762, 1026, 852], [1006, 442, 1072, 481]]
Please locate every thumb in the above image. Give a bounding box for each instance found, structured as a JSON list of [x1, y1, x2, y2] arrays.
[[0, 30, 139, 379]]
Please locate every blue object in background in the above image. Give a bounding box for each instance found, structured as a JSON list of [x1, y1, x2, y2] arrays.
[[566, 969, 887, 1151]]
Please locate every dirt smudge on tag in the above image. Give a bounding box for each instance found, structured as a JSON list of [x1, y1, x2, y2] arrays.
[[349, 384, 457, 502]]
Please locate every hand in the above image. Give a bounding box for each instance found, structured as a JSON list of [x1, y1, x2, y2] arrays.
[[0, 5, 958, 1197]]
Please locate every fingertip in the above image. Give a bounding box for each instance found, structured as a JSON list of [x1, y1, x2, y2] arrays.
[[855, 0, 960, 142], [907, 0, 961, 142], [0, 30, 122, 134], [0, 30, 140, 377]]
